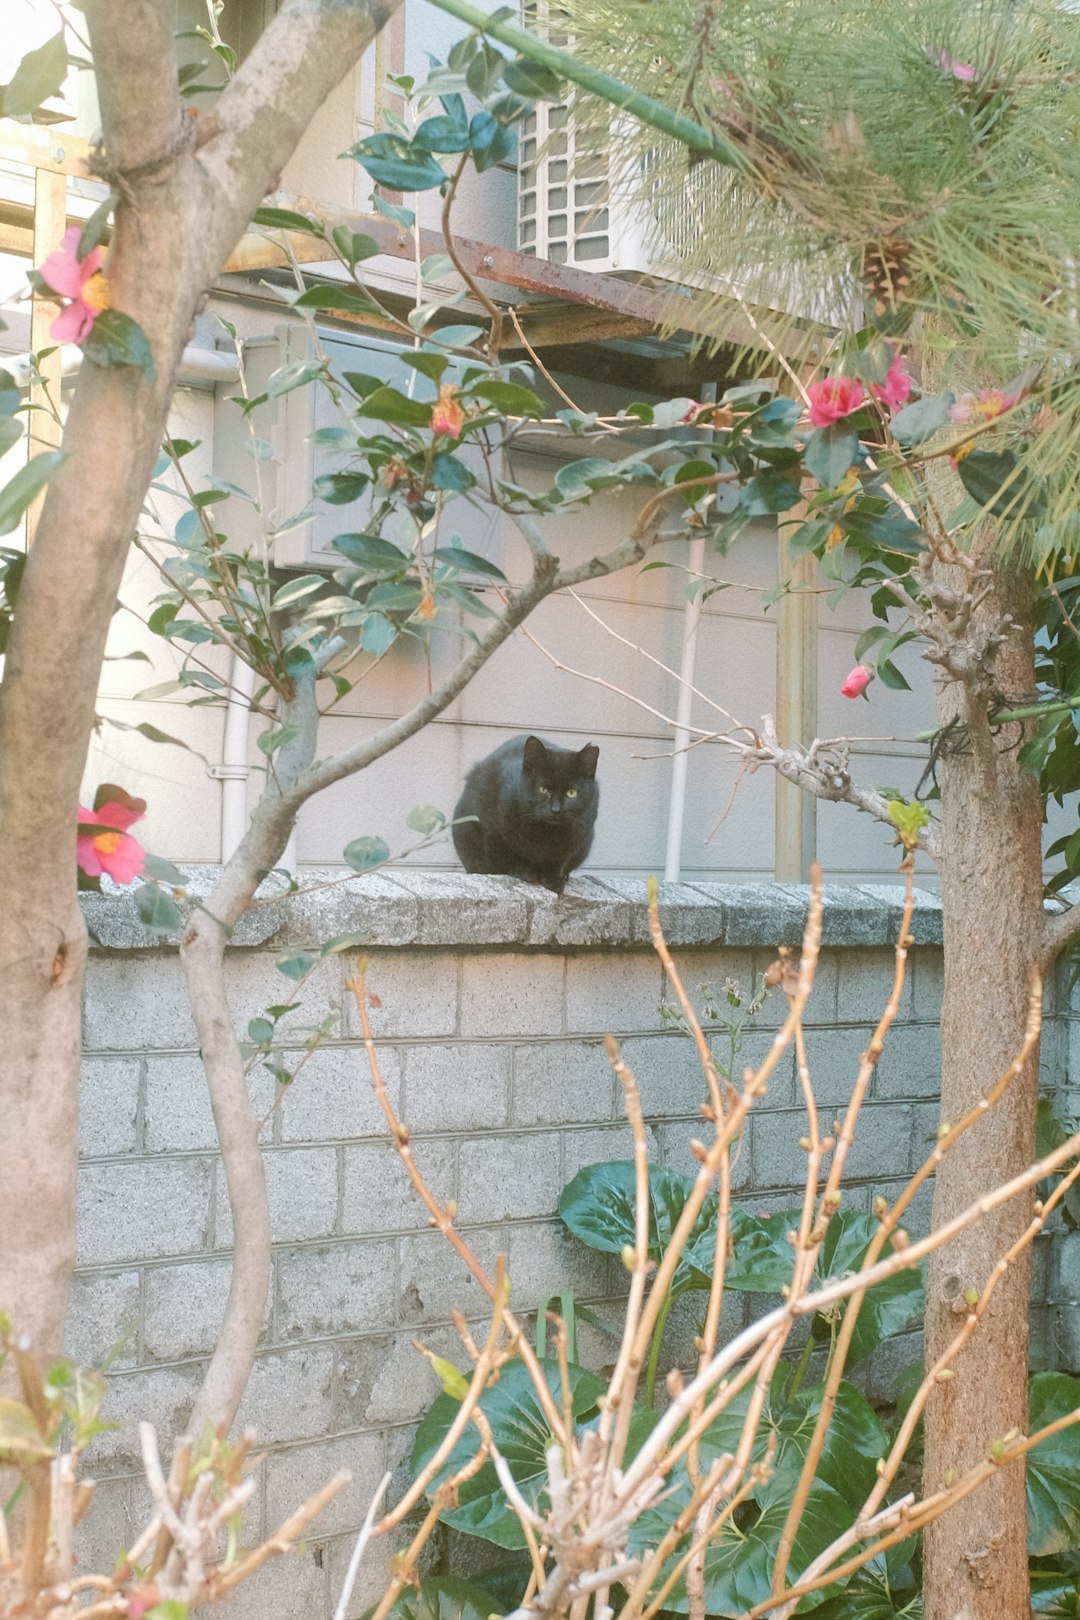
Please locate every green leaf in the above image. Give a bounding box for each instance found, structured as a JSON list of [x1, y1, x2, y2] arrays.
[[889, 391, 955, 445], [314, 471, 369, 505], [726, 1208, 923, 1364], [78, 193, 116, 262], [0, 417, 24, 457], [348, 133, 448, 192], [467, 378, 545, 417], [957, 449, 1047, 519], [141, 853, 187, 886], [1, 32, 68, 118], [427, 324, 486, 350], [276, 949, 316, 981], [406, 804, 447, 834], [0, 369, 20, 416], [1028, 1372, 1080, 1556], [804, 423, 859, 488], [430, 454, 476, 493], [0, 1397, 52, 1462], [360, 612, 397, 654], [81, 310, 156, 381], [319, 932, 370, 956], [267, 359, 322, 399], [251, 206, 324, 235], [344, 835, 391, 872], [434, 543, 505, 580], [248, 1017, 274, 1045], [842, 501, 925, 554], [503, 57, 564, 98], [331, 227, 380, 268], [0, 451, 65, 537], [358, 385, 433, 428], [271, 574, 325, 610], [412, 1357, 603, 1548], [331, 533, 411, 574], [559, 1161, 721, 1294], [292, 285, 384, 317], [414, 114, 472, 153], [363, 1575, 512, 1620], [741, 470, 803, 515], [134, 884, 183, 937], [257, 723, 300, 758], [403, 351, 449, 384], [876, 657, 911, 691]]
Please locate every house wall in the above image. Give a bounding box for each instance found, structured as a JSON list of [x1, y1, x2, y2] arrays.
[[70, 873, 1070, 1619]]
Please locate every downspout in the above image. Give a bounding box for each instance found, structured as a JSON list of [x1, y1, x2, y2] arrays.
[[663, 532, 707, 882], [218, 656, 255, 863]]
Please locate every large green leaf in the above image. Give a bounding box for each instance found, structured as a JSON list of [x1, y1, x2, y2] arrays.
[[1, 32, 68, 117], [1028, 1372, 1080, 1556], [82, 310, 156, 381], [0, 451, 65, 536], [629, 1378, 887, 1614], [348, 133, 448, 192], [558, 1161, 724, 1294], [361, 1575, 501, 1620], [724, 1209, 923, 1365], [804, 423, 859, 489], [411, 1357, 604, 1548]]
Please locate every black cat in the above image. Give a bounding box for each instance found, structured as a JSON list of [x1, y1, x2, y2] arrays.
[[452, 734, 600, 893]]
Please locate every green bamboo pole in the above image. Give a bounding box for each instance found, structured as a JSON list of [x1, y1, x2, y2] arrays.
[[423, 0, 747, 170]]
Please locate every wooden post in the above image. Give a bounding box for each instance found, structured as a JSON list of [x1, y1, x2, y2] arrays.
[[774, 519, 818, 881], [27, 165, 67, 544]]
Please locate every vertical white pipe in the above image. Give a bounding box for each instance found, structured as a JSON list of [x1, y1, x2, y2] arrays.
[[220, 655, 255, 863], [663, 531, 707, 883]]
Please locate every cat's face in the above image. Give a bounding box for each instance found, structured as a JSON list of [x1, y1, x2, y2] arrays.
[[520, 736, 599, 823]]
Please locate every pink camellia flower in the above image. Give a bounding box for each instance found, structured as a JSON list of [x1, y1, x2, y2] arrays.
[[37, 226, 110, 344], [807, 375, 865, 428], [948, 388, 1018, 425], [431, 382, 465, 440], [77, 797, 146, 885], [871, 351, 913, 413], [936, 49, 976, 81], [841, 664, 873, 699]]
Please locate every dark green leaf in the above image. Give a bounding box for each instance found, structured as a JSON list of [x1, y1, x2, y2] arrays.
[[412, 1357, 603, 1547], [414, 114, 471, 153], [559, 1160, 722, 1294], [331, 533, 411, 574], [804, 423, 859, 489], [0, 451, 65, 537], [469, 111, 516, 171], [267, 359, 322, 399], [292, 285, 384, 317], [403, 352, 449, 384], [348, 133, 448, 192], [843, 502, 925, 554], [81, 310, 156, 381], [957, 449, 1047, 519], [434, 543, 506, 580], [271, 574, 325, 610], [1028, 1372, 1080, 1556], [1, 32, 68, 118], [359, 1575, 503, 1620], [467, 379, 545, 416], [257, 723, 300, 757], [276, 949, 316, 981], [251, 206, 324, 235], [78, 193, 116, 261], [503, 58, 563, 98], [672, 458, 718, 506], [330, 227, 380, 267], [358, 386, 433, 428], [876, 657, 912, 691], [889, 391, 955, 445], [429, 454, 476, 493], [314, 472, 369, 505], [741, 470, 803, 515], [134, 884, 183, 937]]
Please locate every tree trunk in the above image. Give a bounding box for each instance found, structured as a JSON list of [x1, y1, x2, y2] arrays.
[[922, 562, 1043, 1620]]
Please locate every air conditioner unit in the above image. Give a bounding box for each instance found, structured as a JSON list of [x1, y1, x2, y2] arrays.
[[213, 323, 497, 570], [517, 10, 854, 328]]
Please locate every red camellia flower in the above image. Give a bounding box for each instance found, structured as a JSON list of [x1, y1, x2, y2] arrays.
[[38, 226, 111, 344], [871, 352, 913, 413], [807, 376, 865, 428], [77, 794, 147, 885], [840, 664, 873, 699]]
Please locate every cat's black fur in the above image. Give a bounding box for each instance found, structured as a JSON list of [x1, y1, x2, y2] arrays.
[[452, 734, 600, 893]]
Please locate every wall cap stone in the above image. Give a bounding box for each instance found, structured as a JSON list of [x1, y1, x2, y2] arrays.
[[81, 870, 948, 952]]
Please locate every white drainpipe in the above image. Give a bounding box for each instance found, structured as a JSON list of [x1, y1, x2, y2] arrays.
[[219, 655, 255, 863], [663, 531, 707, 883]]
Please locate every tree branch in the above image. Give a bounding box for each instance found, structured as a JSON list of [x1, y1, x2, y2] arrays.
[[84, 0, 185, 179], [194, 0, 404, 279], [1040, 900, 1080, 973]]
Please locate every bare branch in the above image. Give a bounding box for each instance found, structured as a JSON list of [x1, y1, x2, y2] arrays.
[[83, 1, 185, 179]]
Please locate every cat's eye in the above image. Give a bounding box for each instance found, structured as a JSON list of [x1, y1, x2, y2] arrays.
[[565, 788, 577, 798], [537, 784, 549, 795]]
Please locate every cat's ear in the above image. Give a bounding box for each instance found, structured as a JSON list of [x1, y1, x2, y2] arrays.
[[577, 743, 599, 778], [522, 735, 547, 773]]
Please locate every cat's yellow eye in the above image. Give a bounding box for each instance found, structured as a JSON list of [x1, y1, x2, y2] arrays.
[[565, 788, 577, 798], [538, 784, 549, 794]]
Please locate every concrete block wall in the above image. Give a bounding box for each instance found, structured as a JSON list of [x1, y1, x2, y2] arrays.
[[69, 872, 1064, 1617]]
